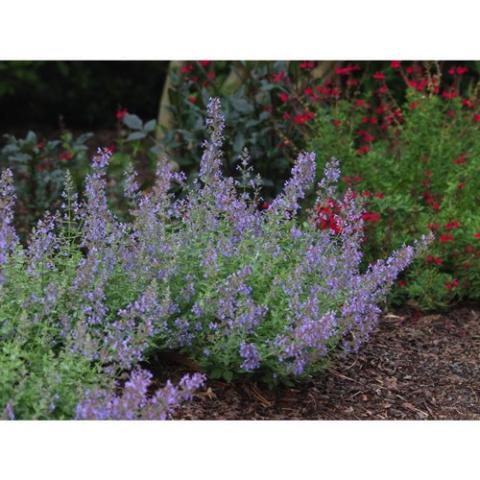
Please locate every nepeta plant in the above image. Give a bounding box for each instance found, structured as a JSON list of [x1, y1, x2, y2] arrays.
[[0, 97, 425, 419]]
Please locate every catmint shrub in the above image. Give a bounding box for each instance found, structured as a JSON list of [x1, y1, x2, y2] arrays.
[[0, 98, 426, 403]]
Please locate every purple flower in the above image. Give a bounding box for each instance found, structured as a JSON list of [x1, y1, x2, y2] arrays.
[[239, 342, 260, 371]]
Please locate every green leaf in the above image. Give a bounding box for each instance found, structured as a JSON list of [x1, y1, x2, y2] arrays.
[[126, 131, 147, 142], [143, 119, 157, 133], [123, 114, 143, 130]]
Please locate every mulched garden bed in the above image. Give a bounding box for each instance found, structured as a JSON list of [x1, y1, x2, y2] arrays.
[[150, 305, 480, 420]]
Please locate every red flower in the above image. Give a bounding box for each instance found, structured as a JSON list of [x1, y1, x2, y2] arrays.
[[474, 114, 480, 122], [105, 144, 116, 154], [116, 108, 128, 122], [180, 63, 194, 74], [293, 114, 306, 125], [445, 279, 459, 291], [370, 116, 378, 125], [426, 255, 443, 265], [188, 95, 197, 104], [361, 190, 372, 198], [441, 90, 458, 100], [199, 60, 210, 67], [453, 154, 467, 165], [207, 71, 216, 81], [261, 201, 270, 210], [362, 211, 381, 223], [375, 192, 384, 199], [304, 110, 315, 121], [390, 61, 401, 69], [457, 182, 465, 190], [361, 116, 369, 124], [304, 87, 314, 97], [355, 99, 366, 108], [330, 87, 341, 98], [406, 66, 414, 74], [282, 112, 291, 121], [59, 150, 73, 162], [398, 280, 407, 287], [474, 233, 480, 239], [373, 71, 385, 81], [445, 220, 461, 230], [439, 233, 455, 243], [462, 99, 474, 109], [352, 175, 362, 183], [356, 145, 370, 155], [272, 70, 287, 83], [331, 119, 342, 128], [299, 61, 315, 70], [278, 92, 289, 103], [409, 102, 419, 110], [428, 223, 440, 231]]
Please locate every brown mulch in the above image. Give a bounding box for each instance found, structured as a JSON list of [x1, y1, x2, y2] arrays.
[[152, 306, 480, 420]]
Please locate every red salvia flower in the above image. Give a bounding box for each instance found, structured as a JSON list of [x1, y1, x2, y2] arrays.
[[278, 92, 289, 103], [390, 61, 401, 69], [439, 233, 455, 243], [362, 212, 381, 223], [373, 71, 385, 81], [116, 108, 128, 122], [180, 63, 194, 74]]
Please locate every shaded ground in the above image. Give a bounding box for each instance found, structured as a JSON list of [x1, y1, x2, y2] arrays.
[[153, 306, 480, 420]]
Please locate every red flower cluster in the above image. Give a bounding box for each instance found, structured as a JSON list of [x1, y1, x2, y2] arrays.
[[299, 61, 316, 70], [180, 63, 194, 74], [445, 220, 461, 231], [445, 279, 459, 291], [293, 110, 315, 125], [335, 64, 360, 76], [439, 233, 455, 243], [278, 92, 289, 103], [362, 211, 381, 223], [426, 255, 443, 265], [448, 66, 468, 76], [315, 199, 342, 235]]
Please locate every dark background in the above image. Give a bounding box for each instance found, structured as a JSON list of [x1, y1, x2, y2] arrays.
[[0, 61, 168, 132]]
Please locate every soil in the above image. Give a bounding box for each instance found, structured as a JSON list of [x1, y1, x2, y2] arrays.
[[150, 305, 480, 420]]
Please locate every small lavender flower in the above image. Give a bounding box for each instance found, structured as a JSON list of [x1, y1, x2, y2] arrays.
[[269, 152, 316, 218], [239, 342, 260, 371]]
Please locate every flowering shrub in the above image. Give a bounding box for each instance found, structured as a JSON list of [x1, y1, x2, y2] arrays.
[[309, 62, 480, 309], [0, 98, 425, 408]]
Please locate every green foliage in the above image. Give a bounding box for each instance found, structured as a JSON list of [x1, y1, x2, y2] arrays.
[[0, 130, 92, 235]]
